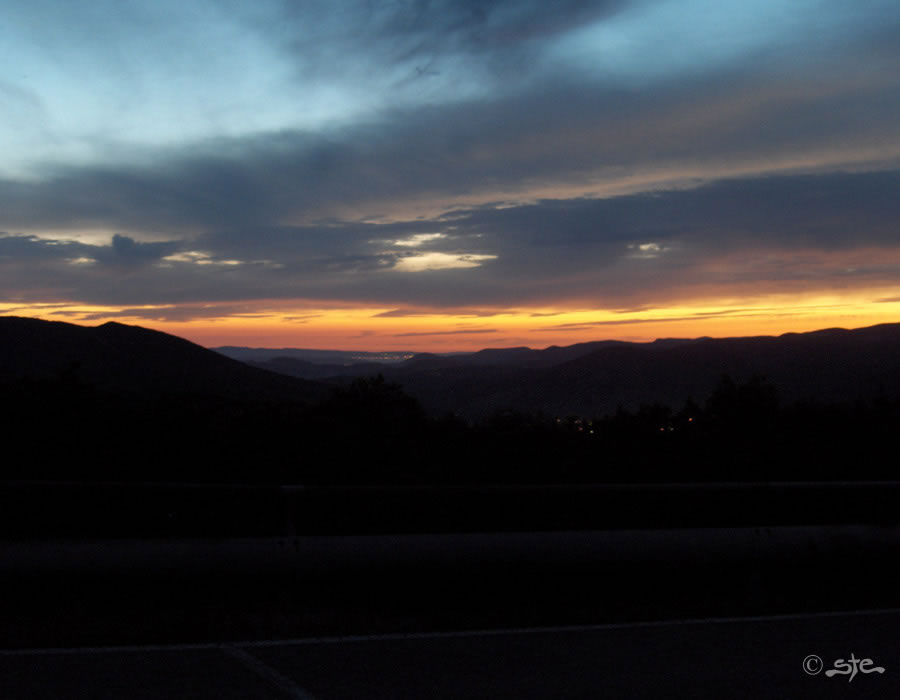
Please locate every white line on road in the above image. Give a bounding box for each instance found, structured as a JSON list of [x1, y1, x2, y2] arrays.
[[222, 645, 319, 700], [2, 607, 899, 657], [239, 607, 900, 647]]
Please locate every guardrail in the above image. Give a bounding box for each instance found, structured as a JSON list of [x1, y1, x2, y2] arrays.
[[2, 525, 899, 575], [2, 481, 899, 538]]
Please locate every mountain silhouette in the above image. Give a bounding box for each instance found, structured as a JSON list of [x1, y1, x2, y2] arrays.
[[4, 316, 900, 484], [0, 316, 325, 403], [246, 323, 900, 419], [8, 315, 900, 421]]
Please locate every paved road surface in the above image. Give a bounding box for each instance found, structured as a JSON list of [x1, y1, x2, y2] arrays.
[[2, 609, 898, 699]]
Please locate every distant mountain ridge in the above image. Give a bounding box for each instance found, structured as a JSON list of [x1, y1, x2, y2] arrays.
[[214, 346, 420, 364], [6, 316, 900, 420], [5, 315, 900, 486], [241, 323, 900, 419]]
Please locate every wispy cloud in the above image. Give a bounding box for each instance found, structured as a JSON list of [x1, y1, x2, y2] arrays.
[[3, 169, 900, 309], [392, 328, 499, 337]]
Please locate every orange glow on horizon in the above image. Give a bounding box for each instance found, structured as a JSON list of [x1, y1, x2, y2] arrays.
[[4, 290, 900, 351]]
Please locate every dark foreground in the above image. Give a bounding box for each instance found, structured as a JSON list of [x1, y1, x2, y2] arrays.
[[3, 482, 899, 696], [2, 610, 898, 699], [3, 482, 900, 649], [3, 522, 900, 648]]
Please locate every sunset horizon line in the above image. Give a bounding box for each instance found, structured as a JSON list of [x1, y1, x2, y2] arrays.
[[5, 309, 900, 355]]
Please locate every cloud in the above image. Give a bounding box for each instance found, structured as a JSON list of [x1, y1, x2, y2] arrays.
[[0, 233, 179, 267], [374, 308, 503, 318], [393, 233, 447, 247], [268, 0, 629, 92], [535, 309, 780, 330], [2, 8, 899, 237], [3, 169, 900, 309], [0, 234, 87, 261], [105, 234, 180, 266], [392, 328, 499, 337], [1, 1, 899, 317], [393, 252, 498, 272]]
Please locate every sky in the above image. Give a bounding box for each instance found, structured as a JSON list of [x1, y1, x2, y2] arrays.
[[2, 0, 900, 351]]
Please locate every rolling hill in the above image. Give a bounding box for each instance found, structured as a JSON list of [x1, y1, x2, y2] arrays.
[[0, 316, 326, 403], [243, 323, 900, 419]]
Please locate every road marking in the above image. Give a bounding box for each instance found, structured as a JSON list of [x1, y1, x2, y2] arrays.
[[240, 607, 900, 647], [222, 645, 319, 700], [1, 607, 899, 657]]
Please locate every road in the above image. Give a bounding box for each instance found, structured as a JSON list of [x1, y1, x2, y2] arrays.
[[2, 609, 898, 699]]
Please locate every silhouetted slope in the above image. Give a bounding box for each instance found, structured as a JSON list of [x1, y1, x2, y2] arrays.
[[216, 346, 416, 364], [0, 316, 325, 402], [189, 321, 900, 419], [3, 316, 900, 484], [543, 324, 900, 415], [364, 323, 900, 418], [466, 340, 635, 369], [394, 341, 633, 372]]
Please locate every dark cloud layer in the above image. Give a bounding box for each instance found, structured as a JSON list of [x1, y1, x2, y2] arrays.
[[3, 169, 900, 309], [3, 18, 899, 236], [268, 0, 628, 89]]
